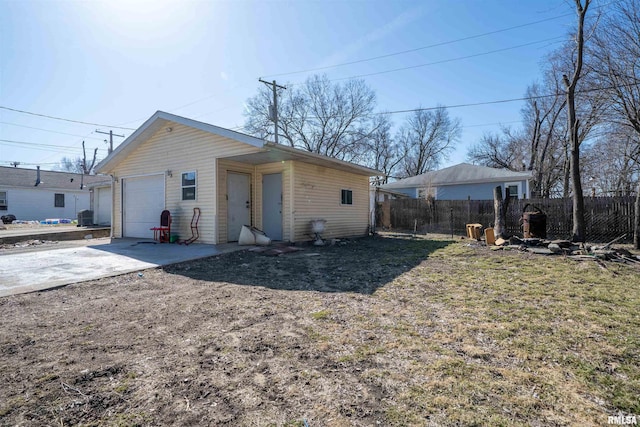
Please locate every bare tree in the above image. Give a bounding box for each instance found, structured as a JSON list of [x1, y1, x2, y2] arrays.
[[563, 0, 591, 242], [591, 0, 640, 247], [520, 81, 567, 197], [244, 74, 381, 164], [397, 106, 461, 177], [467, 130, 525, 170], [57, 141, 99, 174], [365, 114, 402, 184], [581, 128, 639, 197]]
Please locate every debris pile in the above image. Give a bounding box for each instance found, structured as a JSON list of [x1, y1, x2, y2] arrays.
[[491, 234, 640, 265], [0, 239, 58, 250]]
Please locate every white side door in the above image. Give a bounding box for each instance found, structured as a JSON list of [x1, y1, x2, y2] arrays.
[[227, 172, 251, 241]]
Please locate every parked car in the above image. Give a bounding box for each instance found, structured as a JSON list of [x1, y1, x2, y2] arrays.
[[1, 214, 16, 224]]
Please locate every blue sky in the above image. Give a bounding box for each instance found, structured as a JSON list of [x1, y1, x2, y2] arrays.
[[0, 0, 583, 171]]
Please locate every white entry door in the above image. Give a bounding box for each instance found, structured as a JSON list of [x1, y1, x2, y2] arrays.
[[262, 173, 283, 240], [123, 175, 164, 238], [227, 172, 251, 241]]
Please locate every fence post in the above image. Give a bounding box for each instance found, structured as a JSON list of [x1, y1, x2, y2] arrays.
[[450, 207, 454, 238]]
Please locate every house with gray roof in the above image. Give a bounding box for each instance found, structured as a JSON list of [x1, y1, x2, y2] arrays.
[[380, 163, 532, 200], [0, 166, 110, 222]]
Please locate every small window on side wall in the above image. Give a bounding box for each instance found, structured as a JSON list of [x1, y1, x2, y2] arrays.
[[0, 191, 7, 210], [182, 171, 196, 200], [506, 184, 519, 199], [341, 189, 353, 205], [54, 193, 65, 207]]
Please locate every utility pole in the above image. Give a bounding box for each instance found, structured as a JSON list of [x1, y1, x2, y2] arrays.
[[258, 79, 286, 144], [96, 129, 125, 154]]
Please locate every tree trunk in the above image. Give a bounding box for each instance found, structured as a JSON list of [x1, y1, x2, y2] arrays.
[[635, 181, 640, 249], [569, 120, 586, 242], [493, 186, 510, 239], [563, 0, 590, 242]]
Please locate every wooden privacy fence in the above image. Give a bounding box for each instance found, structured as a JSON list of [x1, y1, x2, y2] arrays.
[[377, 196, 636, 243]]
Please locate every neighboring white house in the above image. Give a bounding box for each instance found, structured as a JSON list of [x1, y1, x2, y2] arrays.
[[380, 163, 533, 200], [0, 166, 110, 222], [95, 111, 381, 243]]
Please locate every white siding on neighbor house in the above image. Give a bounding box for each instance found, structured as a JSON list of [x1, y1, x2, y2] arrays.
[[107, 123, 261, 243], [291, 162, 370, 242], [0, 187, 90, 221]]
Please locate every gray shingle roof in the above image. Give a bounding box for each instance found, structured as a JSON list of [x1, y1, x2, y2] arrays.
[[0, 166, 111, 190], [381, 163, 532, 189]]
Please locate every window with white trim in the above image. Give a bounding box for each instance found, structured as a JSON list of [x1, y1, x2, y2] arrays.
[[341, 189, 353, 205], [505, 182, 520, 199], [182, 171, 196, 200], [0, 191, 7, 210]]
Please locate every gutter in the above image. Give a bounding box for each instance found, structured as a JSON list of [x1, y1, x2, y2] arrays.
[[110, 174, 115, 239]]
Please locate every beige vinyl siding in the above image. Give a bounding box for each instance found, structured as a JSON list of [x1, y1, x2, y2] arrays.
[[109, 123, 260, 244], [292, 162, 370, 242]]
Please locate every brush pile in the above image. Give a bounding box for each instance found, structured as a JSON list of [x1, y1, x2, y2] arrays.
[[491, 234, 640, 266]]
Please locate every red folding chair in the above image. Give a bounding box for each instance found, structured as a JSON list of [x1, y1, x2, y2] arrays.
[[150, 210, 171, 243]]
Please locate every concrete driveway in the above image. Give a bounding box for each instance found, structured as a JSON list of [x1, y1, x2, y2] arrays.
[[0, 238, 239, 297]]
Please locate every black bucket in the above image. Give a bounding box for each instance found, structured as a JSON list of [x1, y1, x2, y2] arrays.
[[522, 204, 547, 239]]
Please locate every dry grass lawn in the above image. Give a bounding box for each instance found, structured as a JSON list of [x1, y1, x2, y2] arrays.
[[0, 234, 638, 426]]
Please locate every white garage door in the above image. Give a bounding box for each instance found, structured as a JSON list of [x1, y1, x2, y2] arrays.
[[123, 175, 164, 238]]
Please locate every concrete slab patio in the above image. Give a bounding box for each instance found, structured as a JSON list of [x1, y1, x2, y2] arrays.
[[0, 238, 241, 297]]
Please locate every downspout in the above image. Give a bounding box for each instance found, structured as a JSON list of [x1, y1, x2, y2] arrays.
[[110, 174, 115, 239], [372, 185, 379, 234]]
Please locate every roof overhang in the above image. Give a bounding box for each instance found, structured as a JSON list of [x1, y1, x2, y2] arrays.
[[95, 111, 381, 177], [96, 111, 265, 173], [222, 142, 382, 176], [382, 174, 532, 189]]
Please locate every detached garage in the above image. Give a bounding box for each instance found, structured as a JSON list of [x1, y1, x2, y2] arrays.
[[95, 111, 380, 244]]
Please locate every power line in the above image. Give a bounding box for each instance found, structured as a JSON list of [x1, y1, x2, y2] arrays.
[[0, 145, 99, 156], [289, 36, 564, 86], [383, 81, 640, 116], [0, 138, 93, 149], [264, 82, 639, 121], [0, 121, 104, 140], [0, 139, 107, 157], [261, 13, 574, 79], [0, 106, 136, 130], [462, 120, 522, 129], [0, 161, 61, 166]]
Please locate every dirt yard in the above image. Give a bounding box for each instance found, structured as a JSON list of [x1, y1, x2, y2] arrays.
[[1, 234, 638, 426]]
